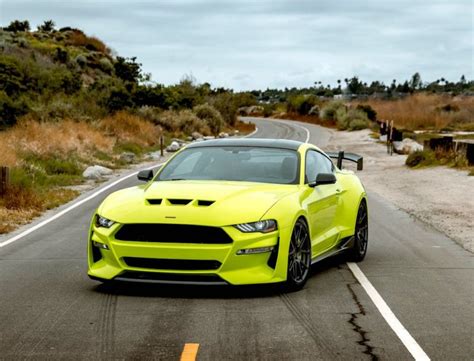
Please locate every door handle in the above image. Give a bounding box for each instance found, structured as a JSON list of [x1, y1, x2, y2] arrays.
[[336, 188, 342, 194]]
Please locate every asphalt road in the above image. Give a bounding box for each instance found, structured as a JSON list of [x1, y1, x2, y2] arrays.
[[0, 118, 472, 360]]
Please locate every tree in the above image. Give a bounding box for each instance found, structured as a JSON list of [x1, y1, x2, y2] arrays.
[[346, 76, 364, 94], [37, 20, 55, 32], [410, 72, 422, 90], [114, 57, 142, 83], [4, 20, 30, 32]]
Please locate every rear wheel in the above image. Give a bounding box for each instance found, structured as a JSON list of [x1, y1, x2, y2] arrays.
[[348, 201, 368, 262], [284, 218, 311, 291]]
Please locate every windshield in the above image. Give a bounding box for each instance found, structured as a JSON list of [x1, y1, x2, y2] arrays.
[[157, 146, 299, 184]]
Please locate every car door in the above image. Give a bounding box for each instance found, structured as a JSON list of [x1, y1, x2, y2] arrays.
[[303, 150, 340, 256]]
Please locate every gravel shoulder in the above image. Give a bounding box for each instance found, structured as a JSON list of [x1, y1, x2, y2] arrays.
[[325, 129, 474, 253]]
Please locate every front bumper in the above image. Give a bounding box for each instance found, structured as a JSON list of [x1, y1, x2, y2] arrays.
[[87, 221, 291, 285]]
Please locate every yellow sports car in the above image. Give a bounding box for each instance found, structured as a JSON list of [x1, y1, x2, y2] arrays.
[[88, 139, 367, 290]]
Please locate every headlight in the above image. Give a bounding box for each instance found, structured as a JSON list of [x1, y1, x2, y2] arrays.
[[234, 220, 277, 233], [96, 215, 115, 228]]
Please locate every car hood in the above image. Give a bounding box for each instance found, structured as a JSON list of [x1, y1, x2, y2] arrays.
[[98, 180, 298, 226]]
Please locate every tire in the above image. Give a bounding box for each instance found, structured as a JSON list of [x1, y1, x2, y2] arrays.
[[283, 218, 311, 292], [347, 200, 368, 262]]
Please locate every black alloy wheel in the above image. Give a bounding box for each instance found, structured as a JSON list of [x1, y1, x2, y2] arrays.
[[285, 218, 311, 291], [348, 201, 368, 262]]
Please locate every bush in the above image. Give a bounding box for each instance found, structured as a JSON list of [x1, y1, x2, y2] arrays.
[[4, 20, 30, 32], [37, 20, 55, 32], [287, 95, 318, 115], [336, 108, 370, 130], [209, 93, 238, 126], [406, 150, 436, 167], [0, 91, 28, 127], [321, 101, 345, 122], [193, 103, 223, 135], [262, 104, 274, 117]]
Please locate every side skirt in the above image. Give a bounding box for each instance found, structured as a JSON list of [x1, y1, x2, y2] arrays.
[[311, 236, 354, 265]]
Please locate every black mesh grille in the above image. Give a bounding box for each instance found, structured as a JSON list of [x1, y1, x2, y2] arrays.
[[115, 271, 227, 285], [114, 224, 233, 244], [123, 257, 221, 270]]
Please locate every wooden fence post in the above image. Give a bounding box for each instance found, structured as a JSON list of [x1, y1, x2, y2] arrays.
[[0, 166, 10, 196], [160, 135, 164, 157]]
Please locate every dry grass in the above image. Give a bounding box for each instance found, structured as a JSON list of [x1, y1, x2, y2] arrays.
[[361, 93, 474, 130], [99, 111, 161, 147], [0, 112, 160, 234], [234, 119, 256, 133]]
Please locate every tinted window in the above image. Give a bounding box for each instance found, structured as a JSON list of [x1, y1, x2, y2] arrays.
[[305, 150, 334, 183], [158, 146, 299, 184]]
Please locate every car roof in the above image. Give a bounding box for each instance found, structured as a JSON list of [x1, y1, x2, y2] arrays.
[[186, 138, 304, 151]]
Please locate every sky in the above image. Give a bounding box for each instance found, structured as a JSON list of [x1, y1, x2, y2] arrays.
[[1, 0, 472, 90]]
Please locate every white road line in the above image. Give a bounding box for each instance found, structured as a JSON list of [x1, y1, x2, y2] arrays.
[[290, 122, 310, 143], [268, 119, 310, 143], [0, 163, 163, 248], [0, 126, 262, 249], [245, 126, 259, 138], [347, 262, 430, 361]]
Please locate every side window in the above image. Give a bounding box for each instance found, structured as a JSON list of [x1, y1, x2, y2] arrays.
[[305, 150, 334, 183]]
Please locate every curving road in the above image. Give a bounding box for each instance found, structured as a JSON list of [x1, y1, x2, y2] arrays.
[[0, 118, 472, 360]]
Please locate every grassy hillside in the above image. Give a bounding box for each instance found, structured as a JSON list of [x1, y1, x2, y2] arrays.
[[0, 20, 256, 233]]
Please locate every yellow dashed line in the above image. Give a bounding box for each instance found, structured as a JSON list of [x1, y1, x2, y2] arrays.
[[180, 343, 200, 361]]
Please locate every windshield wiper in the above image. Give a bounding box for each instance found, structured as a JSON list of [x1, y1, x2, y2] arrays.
[[165, 178, 187, 181]]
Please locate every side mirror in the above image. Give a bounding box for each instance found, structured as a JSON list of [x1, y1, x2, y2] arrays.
[[309, 173, 337, 187], [137, 169, 154, 182]]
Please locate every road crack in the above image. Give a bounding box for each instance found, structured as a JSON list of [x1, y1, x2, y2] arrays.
[[346, 283, 379, 361]]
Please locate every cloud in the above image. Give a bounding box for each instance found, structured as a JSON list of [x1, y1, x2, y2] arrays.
[[1, 0, 472, 90]]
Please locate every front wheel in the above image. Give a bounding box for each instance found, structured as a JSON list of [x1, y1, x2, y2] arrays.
[[347, 201, 368, 262], [283, 218, 311, 292]]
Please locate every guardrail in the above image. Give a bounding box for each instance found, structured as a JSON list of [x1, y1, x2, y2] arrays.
[[0, 166, 9, 196]]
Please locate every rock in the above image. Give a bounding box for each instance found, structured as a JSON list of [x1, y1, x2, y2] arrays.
[[147, 151, 163, 160], [166, 141, 181, 152], [194, 138, 204, 142], [191, 131, 203, 140], [203, 136, 215, 140], [186, 136, 193, 141], [393, 138, 423, 154], [82, 165, 113, 180], [218, 132, 229, 138], [171, 138, 187, 145], [119, 152, 136, 164], [308, 105, 320, 116], [379, 134, 387, 142]]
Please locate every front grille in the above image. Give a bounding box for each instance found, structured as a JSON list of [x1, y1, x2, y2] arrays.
[[115, 271, 227, 285], [123, 257, 221, 270], [114, 224, 233, 244]]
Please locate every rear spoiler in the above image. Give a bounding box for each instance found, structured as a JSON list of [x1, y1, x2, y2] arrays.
[[326, 151, 363, 171]]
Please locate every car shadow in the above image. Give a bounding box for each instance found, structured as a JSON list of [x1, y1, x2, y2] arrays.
[[92, 254, 348, 299]]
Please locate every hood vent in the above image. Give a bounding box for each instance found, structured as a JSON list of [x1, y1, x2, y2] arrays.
[[147, 199, 162, 205], [145, 199, 215, 206], [197, 200, 215, 206], [168, 199, 192, 205]]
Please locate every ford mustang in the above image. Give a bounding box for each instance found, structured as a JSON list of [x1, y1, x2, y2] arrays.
[[88, 138, 368, 290]]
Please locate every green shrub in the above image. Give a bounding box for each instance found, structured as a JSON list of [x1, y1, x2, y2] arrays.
[[209, 93, 238, 126], [405, 150, 436, 167], [193, 103, 223, 135], [0, 91, 28, 127], [262, 104, 274, 117], [336, 108, 369, 130], [287, 95, 318, 115], [348, 118, 370, 130], [4, 20, 30, 32], [321, 101, 345, 122]]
